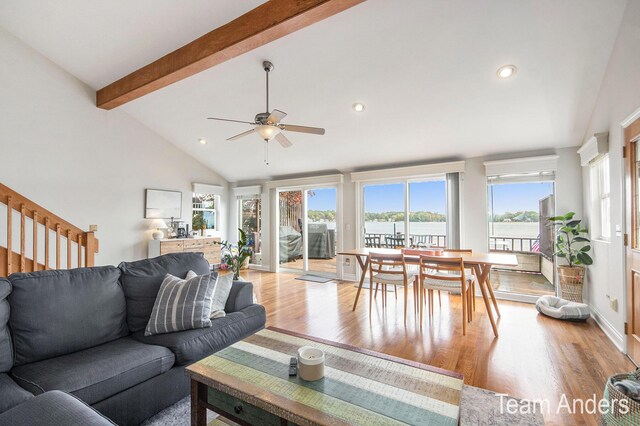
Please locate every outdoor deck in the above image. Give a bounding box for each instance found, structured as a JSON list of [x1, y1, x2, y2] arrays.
[[364, 233, 556, 296]]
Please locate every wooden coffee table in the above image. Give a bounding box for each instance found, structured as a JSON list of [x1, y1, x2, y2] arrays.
[[186, 327, 464, 425]]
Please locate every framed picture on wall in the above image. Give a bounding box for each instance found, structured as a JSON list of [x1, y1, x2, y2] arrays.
[[145, 189, 182, 219]]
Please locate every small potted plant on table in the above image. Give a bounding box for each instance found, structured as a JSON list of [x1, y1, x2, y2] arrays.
[[549, 212, 593, 302]]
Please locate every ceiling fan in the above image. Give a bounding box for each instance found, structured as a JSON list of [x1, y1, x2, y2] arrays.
[[207, 61, 325, 164]]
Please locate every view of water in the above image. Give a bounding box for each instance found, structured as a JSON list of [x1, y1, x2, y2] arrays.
[[363, 221, 540, 238], [309, 221, 541, 238]]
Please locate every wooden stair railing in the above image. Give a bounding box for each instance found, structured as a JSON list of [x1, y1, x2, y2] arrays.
[[0, 183, 99, 277]]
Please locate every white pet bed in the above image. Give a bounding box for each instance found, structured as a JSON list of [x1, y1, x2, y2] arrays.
[[535, 295, 590, 321]]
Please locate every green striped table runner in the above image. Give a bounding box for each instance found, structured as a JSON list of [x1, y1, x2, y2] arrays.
[[196, 329, 463, 425]]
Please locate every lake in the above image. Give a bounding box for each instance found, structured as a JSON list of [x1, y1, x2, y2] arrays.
[[364, 221, 540, 238], [310, 221, 541, 238]]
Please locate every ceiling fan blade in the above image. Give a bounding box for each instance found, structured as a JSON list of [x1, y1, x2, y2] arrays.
[[280, 124, 325, 135], [207, 117, 256, 125], [227, 128, 256, 141], [267, 109, 287, 124], [275, 133, 293, 148]]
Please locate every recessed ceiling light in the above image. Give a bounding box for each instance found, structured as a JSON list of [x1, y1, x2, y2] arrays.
[[352, 102, 365, 112], [198, 138, 207, 145], [496, 65, 517, 79]]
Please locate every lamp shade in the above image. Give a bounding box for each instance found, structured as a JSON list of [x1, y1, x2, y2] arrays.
[[256, 124, 280, 141], [150, 218, 168, 230]]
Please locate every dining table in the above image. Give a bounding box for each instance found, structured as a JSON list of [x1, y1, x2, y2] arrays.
[[337, 248, 518, 337]]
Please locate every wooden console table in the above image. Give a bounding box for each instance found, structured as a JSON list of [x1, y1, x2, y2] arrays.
[[148, 237, 221, 265]]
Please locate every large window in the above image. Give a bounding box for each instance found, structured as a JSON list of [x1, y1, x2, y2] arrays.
[[363, 178, 447, 248], [192, 193, 216, 235], [590, 155, 611, 241], [487, 176, 555, 297]]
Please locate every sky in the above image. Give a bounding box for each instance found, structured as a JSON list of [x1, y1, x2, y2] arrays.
[[307, 188, 337, 211], [364, 181, 447, 213], [488, 182, 554, 214], [304, 180, 554, 214]]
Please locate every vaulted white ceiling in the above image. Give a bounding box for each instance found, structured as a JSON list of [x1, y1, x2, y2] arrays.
[[0, 0, 628, 182]]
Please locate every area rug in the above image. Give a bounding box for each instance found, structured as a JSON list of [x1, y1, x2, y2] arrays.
[[295, 274, 333, 283], [354, 282, 395, 291], [142, 384, 544, 425]]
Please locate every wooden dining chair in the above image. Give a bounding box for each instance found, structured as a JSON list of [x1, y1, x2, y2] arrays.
[[444, 249, 476, 311], [419, 255, 473, 335], [368, 252, 418, 324]]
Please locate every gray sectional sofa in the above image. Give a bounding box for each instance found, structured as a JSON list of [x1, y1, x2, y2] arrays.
[[0, 252, 266, 425]]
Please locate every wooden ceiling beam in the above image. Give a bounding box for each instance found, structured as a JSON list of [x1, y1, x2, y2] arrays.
[[96, 0, 365, 110]]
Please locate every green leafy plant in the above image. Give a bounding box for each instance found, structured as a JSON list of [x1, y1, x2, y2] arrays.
[[548, 212, 593, 267], [218, 229, 253, 280]]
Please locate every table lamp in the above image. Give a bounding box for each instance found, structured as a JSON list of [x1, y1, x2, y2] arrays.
[[150, 219, 168, 240]]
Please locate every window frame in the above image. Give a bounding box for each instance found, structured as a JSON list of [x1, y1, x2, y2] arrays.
[[590, 154, 611, 241]]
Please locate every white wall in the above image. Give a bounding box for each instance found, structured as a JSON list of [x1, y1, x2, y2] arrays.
[[580, 0, 640, 350], [0, 27, 229, 266]]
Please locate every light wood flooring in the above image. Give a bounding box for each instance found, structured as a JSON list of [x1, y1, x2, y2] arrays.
[[242, 269, 635, 425], [492, 270, 555, 296], [279, 257, 337, 274]]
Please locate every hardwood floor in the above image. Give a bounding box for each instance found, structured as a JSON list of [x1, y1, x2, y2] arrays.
[[279, 257, 337, 274], [243, 269, 635, 425]]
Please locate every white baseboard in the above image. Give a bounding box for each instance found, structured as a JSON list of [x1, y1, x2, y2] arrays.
[[589, 303, 625, 352], [341, 273, 357, 282], [248, 264, 270, 272]]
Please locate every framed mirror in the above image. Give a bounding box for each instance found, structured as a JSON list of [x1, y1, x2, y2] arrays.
[[145, 189, 182, 219]]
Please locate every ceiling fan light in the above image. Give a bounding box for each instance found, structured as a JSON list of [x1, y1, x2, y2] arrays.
[[256, 124, 280, 141]]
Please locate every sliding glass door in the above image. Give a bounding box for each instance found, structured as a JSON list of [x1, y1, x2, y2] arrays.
[[362, 178, 448, 249], [409, 180, 447, 248], [278, 190, 304, 272], [363, 183, 405, 248], [306, 188, 337, 276], [278, 186, 338, 277]]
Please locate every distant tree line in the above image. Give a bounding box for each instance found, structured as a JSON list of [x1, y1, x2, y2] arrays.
[[308, 210, 336, 222], [364, 211, 447, 222], [490, 210, 539, 222], [308, 209, 539, 223]]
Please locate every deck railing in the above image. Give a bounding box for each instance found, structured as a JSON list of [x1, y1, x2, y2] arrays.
[[489, 236, 539, 253], [364, 233, 446, 248]]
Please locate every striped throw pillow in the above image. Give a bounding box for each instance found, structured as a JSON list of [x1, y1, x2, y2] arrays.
[[145, 273, 215, 336]]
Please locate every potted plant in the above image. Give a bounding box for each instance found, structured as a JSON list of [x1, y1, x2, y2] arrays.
[[218, 229, 253, 280], [549, 212, 593, 302]]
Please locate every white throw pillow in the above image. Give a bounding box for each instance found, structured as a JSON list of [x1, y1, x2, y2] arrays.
[[210, 273, 233, 319]]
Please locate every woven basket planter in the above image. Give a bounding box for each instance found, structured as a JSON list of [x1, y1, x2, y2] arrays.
[[601, 370, 640, 425], [558, 266, 585, 303]]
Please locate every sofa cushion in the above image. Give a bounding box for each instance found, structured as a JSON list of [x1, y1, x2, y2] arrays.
[[8, 266, 128, 366], [133, 304, 266, 365], [0, 390, 115, 426], [0, 278, 12, 372], [0, 373, 33, 413], [119, 253, 211, 333], [11, 337, 174, 405], [225, 280, 256, 313]]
